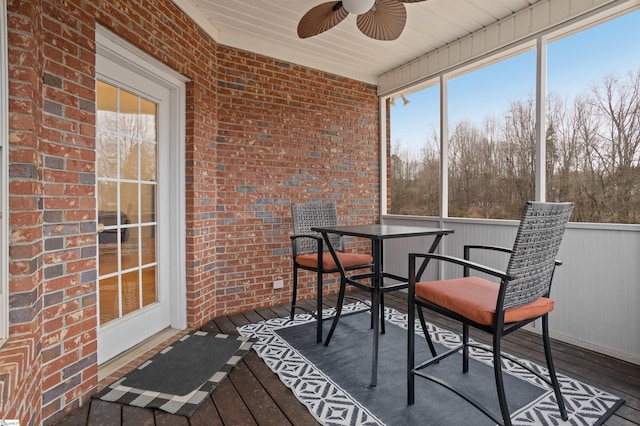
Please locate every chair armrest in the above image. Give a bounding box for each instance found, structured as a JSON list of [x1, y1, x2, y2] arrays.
[[409, 252, 512, 282], [290, 234, 323, 242], [464, 244, 512, 258], [290, 234, 325, 258], [463, 244, 562, 266]]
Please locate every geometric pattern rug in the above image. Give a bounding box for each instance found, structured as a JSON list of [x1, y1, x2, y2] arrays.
[[94, 331, 255, 417], [237, 302, 624, 426]]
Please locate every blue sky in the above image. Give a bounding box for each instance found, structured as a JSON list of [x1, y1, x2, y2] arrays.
[[391, 8, 640, 154]]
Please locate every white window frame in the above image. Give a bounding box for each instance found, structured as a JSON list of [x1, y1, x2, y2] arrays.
[[1, 0, 9, 344]]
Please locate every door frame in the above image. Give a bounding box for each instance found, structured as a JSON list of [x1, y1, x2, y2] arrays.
[[95, 26, 187, 362]]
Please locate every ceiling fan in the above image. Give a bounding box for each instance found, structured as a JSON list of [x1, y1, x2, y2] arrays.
[[297, 0, 427, 41]]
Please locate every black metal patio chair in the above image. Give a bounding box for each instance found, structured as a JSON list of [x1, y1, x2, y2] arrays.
[[290, 201, 374, 343], [407, 201, 573, 426]]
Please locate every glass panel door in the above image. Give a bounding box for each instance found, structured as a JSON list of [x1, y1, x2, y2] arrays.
[[97, 81, 158, 326]]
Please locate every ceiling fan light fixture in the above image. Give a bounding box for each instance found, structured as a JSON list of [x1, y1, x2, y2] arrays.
[[342, 0, 376, 15]]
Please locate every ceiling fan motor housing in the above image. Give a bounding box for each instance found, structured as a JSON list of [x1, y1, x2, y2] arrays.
[[342, 0, 376, 15]]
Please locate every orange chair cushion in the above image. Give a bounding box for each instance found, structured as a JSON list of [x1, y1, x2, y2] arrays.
[[295, 252, 373, 270], [415, 276, 554, 326]]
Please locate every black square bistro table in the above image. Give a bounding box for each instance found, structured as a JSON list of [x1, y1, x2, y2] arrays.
[[311, 224, 453, 386]]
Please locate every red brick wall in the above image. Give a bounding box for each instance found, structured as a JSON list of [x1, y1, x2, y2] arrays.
[[4, 0, 45, 423], [1, 0, 380, 424], [214, 47, 379, 316]]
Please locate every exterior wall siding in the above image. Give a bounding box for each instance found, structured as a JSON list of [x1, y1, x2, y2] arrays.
[[1, 0, 380, 424]]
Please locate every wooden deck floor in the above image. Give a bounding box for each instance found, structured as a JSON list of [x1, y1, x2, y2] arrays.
[[54, 290, 640, 426]]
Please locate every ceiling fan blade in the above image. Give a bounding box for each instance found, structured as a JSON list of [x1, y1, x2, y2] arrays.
[[297, 1, 349, 38], [356, 0, 407, 40]]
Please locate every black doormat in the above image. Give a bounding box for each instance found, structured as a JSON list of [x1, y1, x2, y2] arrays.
[[94, 331, 255, 417], [238, 303, 624, 426]]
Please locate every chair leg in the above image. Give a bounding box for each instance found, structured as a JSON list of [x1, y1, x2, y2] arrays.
[[462, 323, 469, 373], [493, 333, 512, 426], [408, 295, 416, 406], [316, 269, 323, 344], [290, 266, 298, 321], [324, 277, 347, 346], [380, 291, 386, 334], [542, 315, 569, 421], [417, 305, 437, 357]]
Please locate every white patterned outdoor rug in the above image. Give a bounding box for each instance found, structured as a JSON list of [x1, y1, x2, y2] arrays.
[[237, 303, 624, 426], [94, 331, 255, 417]]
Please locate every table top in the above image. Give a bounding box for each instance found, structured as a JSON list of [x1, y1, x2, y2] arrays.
[[311, 224, 454, 240]]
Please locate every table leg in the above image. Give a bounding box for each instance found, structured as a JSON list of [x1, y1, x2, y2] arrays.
[[371, 238, 382, 386]]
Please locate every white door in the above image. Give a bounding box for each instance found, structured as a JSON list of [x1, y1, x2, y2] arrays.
[[95, 39, 185, 363]]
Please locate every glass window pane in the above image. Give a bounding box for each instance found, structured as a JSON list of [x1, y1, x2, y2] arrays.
[[120, 182, 139, 224], [97, 81, 118, 133], [389, 84, 441, 216], [120, 135, 139, 180], [121, 226, 139, 270], [140, 183, 155, 224], [119, 89, 138, 114], [121, 270, 140, 315], [140, 141, 156, 181], [97, 81, 117, 111], [547, 10, 640, 224], [140, 98, 157, 141], [448, 49, 536, 219], [141, 225, 156, 266], [99, 276, 119, 325], [141, 266, 156, 307], [97, 181, 117, 213], [119, 90, 139, 140], [98, 243, 119, 276], [96, 132, 117, 178]]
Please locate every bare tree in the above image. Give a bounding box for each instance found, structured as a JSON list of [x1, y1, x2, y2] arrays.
[[390, 68, 640, 224]]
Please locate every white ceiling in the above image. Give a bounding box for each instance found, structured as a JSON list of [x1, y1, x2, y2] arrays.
[[173, 0, 538, 84]]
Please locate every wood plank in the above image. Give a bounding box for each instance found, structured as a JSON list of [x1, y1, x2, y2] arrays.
[[200, 319, 222, 334], [211, 373, 258, 425], [229, 360, 292, 426], [227, 311, 251, 327], [121, 405, 154, 426], [614, 405, 640, 424], [241, 309, 265, 325], [254, 306, 281, 321], [213, 316, 238, 334], [268, 305, 290, 318], [154, 410, 189, 426], [87, 399, 121, 426], [605, 415, 640, 426], [213, 315, 241, 335], [189, 397, 224, 426], [242, 351, 320, 426]]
